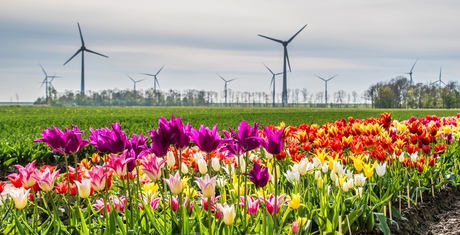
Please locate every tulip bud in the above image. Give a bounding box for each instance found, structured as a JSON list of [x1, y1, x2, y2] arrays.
[[167, 151, 176, 168], [292, 221, 300, 234], [198, 158, 207, 174], [181, 162, 189, 174], [211, 157, 221, 172]]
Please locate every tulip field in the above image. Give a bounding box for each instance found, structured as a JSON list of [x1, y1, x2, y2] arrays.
[[1, 106, 460, 234]]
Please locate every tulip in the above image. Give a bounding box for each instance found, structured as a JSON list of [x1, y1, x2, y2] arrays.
[[354, 173, 367, 187], [35, 126, 89, 155], [197, 158, 208, 174], [75, 178, 92, 199], [163, 172, 182, 195], [217, 203, 236, 226], [163, 114, 191, 150], [89, 123, 129, 154], [141, 155, 166, 181], [195, 174, 217, 198], [189, 124, 223, 153], [13, 160, 38, 188], [166, 151, 176, 168], [285, 165, 301, 184], [260, 126, 285, 156], [8, 174, 23, 188], [33, 167, 60, 192], [9, 188, 30, 209], [375, 162, 387, 177], [292, 221, 300, 234], [363, 161, 377, 178], [288, 193, 301, 210], [247, 162, 270, 188], [211, 157, 221, 171], [88, 166, 107, 192], [259, 194, 286, 215], [54, 182, 68, 194], [221, 121, 262, 156], [239, 196, 259, 215], [0, 182, 4, 193], [105, 150, 134, 177]]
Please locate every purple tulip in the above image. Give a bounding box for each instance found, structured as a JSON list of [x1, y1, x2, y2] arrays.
[[189, 124, 223, 153], [222, 121, 262, 156], [260, 126, 285, 155], [247, 162, 270, 188], [34, 125, 89, 155], [167, 114, 191, 150], [145, 129, 170, 157], [126, 134, 147, 172], [89, 123, 129, 154]]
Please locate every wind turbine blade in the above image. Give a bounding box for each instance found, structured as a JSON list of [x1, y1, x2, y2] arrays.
[[257, 34, 283, 44], [327, 74, 338, 81], [77, 22, 85, 46], [217, 74, 227, 82], [63, 49, 82, 65], [127, 75, 135, 82], [155, 64, 165, 75], [155, 79, 161, 90], [137, 78, 147, 83], [85, 49, 109, 58], [39, 64, 47, 76], [269, 77, 274, 90], [275, 72, 283, 75], [228, 78, 237, 82], [263, 63, 275, 75], [287, 24, 308, 43], [410, 58, 419, 72], [315, 75, 326, 82], [141, 73, 155, 76], [285, 48, 291, 72], [39, 80, 45, 89]]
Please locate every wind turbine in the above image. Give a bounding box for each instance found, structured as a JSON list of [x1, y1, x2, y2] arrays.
[[405, 58, 418, 86], [315, 74, 338, 107], [258, 24, 307, 106], [431, 66, 446, 87], [63, 22, 109, 96], [263, 63, 282, 107], [218, 74, 237, 105], [141, 65, 165, 92], [127, 75, 146, 93], [39, 64, 58, 102]]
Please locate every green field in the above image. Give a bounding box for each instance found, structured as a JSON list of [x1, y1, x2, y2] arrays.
[[1, 106, 459, 169]]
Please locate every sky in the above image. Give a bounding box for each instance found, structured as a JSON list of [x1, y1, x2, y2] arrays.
[[1, 0, 460, 102]]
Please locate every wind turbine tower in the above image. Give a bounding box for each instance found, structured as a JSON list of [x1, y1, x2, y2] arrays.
[[263, 63, 282, 107], [218, 74, 237, 105], [141, 65, 165, 92], [258, 24, 307, 106], [405, 58, 418, 86], [431, 66, 446, 87], [39, 64, 58, 103], [315, 74, 338, 107], [127, 75, 146, 93], [63, 22, 109, 96]]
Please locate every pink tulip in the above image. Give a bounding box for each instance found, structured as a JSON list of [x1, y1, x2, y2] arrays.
[[13, 160, 38, 188], [163, 172, 182, 195], [141, 155, 166, 181], [239, 196, 259, 215], [195, 174, 217, 198], [33, 167, 60, 192], [105, 150, 134, 177], [259, 194, 286, 215], [88, 166, 107, 192]]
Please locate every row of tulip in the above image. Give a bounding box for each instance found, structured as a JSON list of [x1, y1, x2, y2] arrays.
[[1, 112, 460, 234]]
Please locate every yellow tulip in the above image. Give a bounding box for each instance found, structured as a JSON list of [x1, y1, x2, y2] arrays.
[[288, 193, 301, 210], [349, 154, 365, 173], [142, 182, 159, 197], [363, 161, 377, 178]]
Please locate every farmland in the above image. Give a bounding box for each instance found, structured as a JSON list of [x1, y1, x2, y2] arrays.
[[0, 106, 459, 169]]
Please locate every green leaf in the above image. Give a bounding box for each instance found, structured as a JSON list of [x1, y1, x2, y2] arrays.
[[375, 212, 390, 235], [78, 207, 89, 235]]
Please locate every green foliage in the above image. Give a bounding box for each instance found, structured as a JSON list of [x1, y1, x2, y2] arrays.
[[0, 106, 459, 170]]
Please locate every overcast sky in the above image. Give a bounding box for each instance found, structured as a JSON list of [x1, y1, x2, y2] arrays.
[[1, 0, 459, 102]]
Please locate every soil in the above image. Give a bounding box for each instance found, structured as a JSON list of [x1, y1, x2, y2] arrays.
[[358, 184, 460, 235]]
